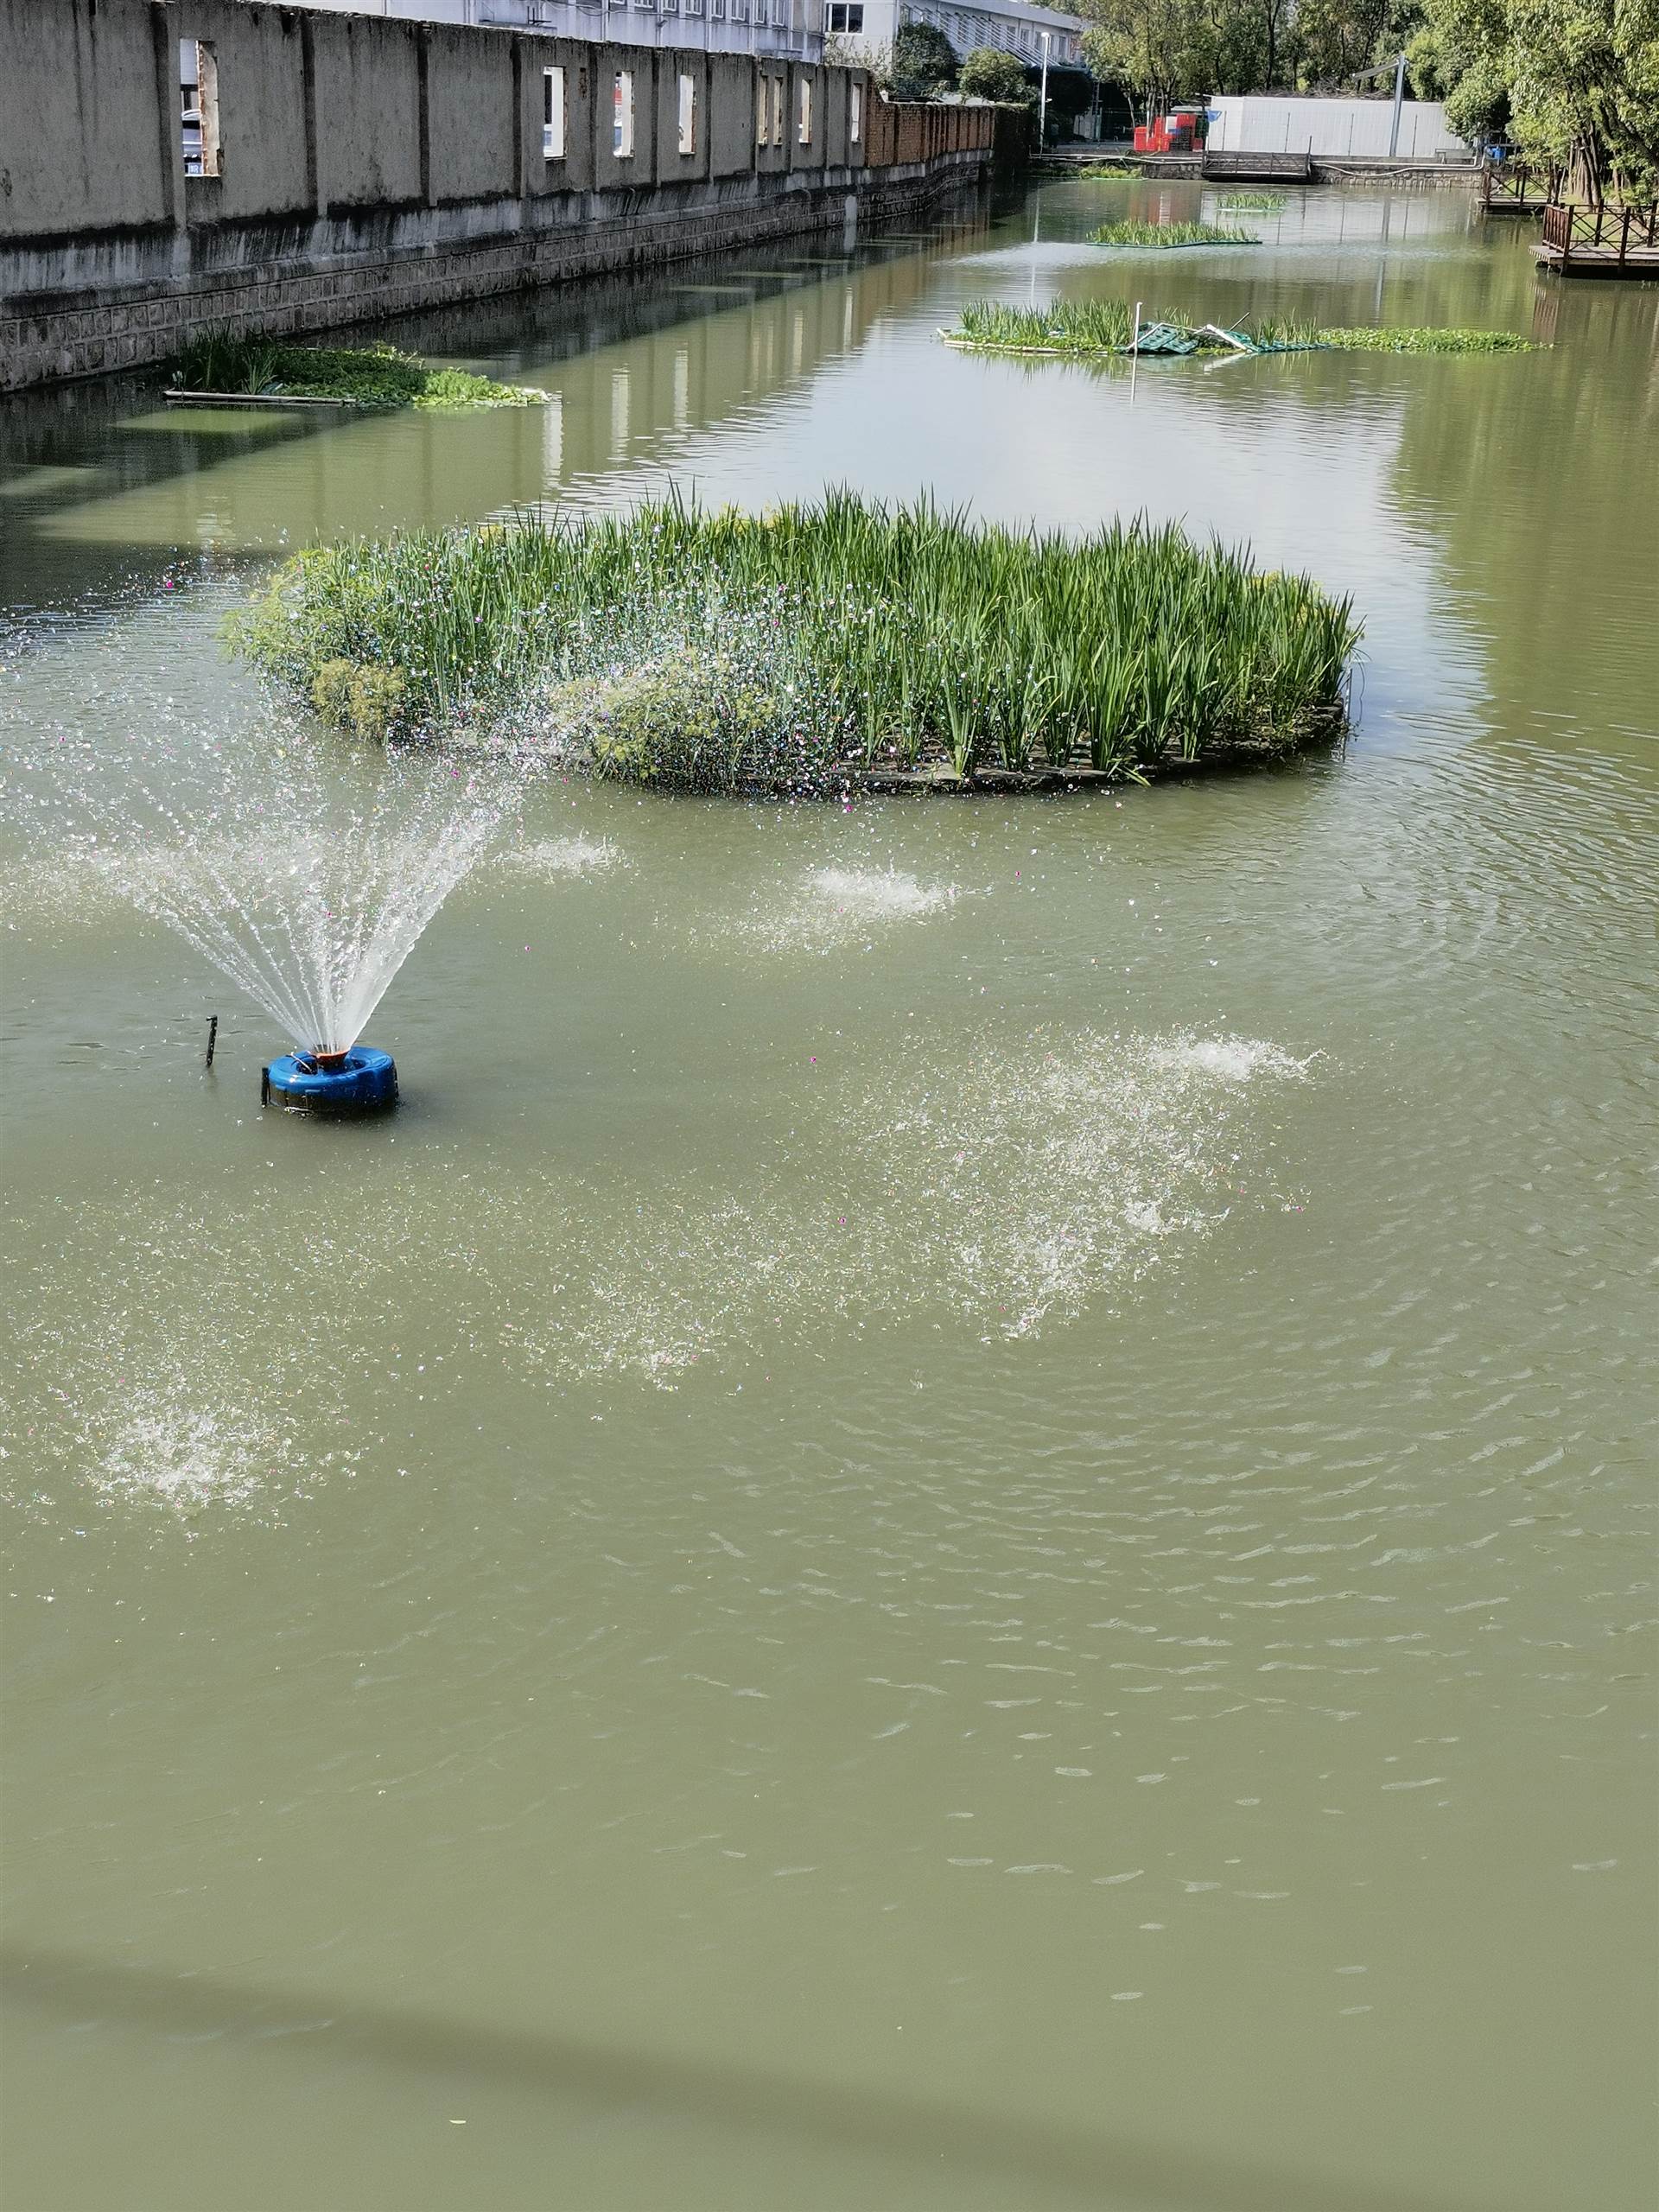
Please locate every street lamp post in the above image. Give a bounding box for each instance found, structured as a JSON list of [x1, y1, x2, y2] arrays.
[[1038, 29, 1051, 149]]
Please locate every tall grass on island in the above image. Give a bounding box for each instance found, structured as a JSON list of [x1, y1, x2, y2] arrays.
[[946, 300, 1536, 359], [230, 493, 1361, 792], [1090, 219, 1261, 248], [1217, 191, 1288, 209], [169, 332, 543, 409]]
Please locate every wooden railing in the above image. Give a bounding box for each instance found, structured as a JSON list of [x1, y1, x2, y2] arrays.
[[1482, 160, 1559, 212], [1541, 199, 1659, 265]]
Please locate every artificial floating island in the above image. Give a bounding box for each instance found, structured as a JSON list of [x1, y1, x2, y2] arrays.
[[166, 333, 545, 410], [1090, 219, 1262, 248], [232, 491, 1361, 795], [944, 300, 1538, 360]]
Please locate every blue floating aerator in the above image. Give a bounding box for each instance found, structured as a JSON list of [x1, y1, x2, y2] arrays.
[[262, 1046, 398, 1116]]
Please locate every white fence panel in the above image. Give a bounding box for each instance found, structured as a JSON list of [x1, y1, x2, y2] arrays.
[[1205, 97, 1463, 159]]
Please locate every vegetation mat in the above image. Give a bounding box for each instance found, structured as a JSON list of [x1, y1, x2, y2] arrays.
[[1090, 220, 1262, 247], [168, 334, 543, 410], [945, 301, 1537, 359], [231, 492, 1361, 792]]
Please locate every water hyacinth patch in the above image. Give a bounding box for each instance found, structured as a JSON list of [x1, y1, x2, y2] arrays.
[[229, 491, 1362, 792], [169, 332, 544, 410]]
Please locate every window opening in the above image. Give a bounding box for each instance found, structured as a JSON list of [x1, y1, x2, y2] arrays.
[[677, 72, 697, 156], [180, 38, 220, 177], [543, 67, 566, 161]]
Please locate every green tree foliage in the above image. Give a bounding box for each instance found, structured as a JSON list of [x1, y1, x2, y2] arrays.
[[1415, 0, 1659, 191], [888, 21, 960, 98], [958, 46, 1035, 101]]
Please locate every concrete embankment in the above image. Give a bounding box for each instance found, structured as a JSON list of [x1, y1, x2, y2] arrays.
[[0, 0, 995, 392]]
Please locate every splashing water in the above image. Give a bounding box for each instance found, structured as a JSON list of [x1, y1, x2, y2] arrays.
[[4, 598, 531, 1053]]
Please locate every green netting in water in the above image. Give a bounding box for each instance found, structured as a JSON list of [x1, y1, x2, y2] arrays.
[[1130, 322, 1202, 355]]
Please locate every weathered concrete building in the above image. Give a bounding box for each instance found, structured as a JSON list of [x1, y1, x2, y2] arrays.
[[0, 0, 993, 391]]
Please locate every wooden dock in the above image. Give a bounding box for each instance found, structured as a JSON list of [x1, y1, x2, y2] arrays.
[[1535, 200, 1659, 276], [1482, 161, 1559, 218]]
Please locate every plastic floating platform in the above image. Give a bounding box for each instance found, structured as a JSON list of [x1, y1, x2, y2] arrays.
[[263, 1046, 398, 1116]]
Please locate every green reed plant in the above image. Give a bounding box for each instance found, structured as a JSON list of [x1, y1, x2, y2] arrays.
[[1217, 191, 1287, 209], [230, 491, 1361, 790], [946, 301, 1533, 359], [1090, 219, 1262, 247]]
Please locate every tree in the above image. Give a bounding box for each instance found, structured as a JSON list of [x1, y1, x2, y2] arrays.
[[1416, 0, 1659, 194], [958, 47, 1034, 102], [1079, 0, 1222, 120], [887, 22, 960, 99]]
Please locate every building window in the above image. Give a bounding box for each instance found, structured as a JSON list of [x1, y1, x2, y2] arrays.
[[180, 37, 220, 178], [850, 79, 861, 143], [613, 70, 633, 158], [770, 73, 785, 147], [543, 67, 565, 161], [798, 76, 813, 145], [677, 71, 697, 156], [823, 3, 864, 27]]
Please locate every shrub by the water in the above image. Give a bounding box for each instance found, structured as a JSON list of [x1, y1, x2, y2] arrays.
[[170, 332, 542, 409], [231, 492, 1361, 791], [947, 301, 1535, 359], [1090, 220, 1261, 248]]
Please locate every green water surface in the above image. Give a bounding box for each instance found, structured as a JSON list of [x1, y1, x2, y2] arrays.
[[2, 180, 1656, 2212]]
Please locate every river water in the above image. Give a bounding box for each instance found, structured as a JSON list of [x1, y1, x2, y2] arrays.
[[2, 179, 1655, 2212]]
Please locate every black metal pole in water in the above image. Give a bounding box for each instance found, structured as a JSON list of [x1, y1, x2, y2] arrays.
[[204, 1014, 219, 1069]]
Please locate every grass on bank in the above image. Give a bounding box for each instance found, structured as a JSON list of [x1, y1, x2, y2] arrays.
[[169, 332, 543, 409], [1090, 219, 1262, 248], [1073, 162, 1139, 179], [946, 300, 1537, 358], [229, 491, 1361, 789]]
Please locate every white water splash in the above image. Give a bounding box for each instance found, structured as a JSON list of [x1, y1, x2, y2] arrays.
[[807, 865, 955, 919], [7, 635, 530, 1052], [494, 834, 624, 880]]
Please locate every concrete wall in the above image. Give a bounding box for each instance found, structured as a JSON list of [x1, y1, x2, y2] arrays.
[[1205, 96, 1464, 161], [313, 11, 424, 211], [0, 0, 993, 391], [0, 0, 175, 236]]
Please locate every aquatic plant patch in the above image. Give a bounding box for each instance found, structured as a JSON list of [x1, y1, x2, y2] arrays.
[[1073, 162, 1138, 179], [944, 301, 1536, 360], [1313, 326, 1535, 354], [231, 492, 1360, 792], [1217, 192, 1287, 210], [168, 333, 543, 410], [1089, 220, 1261, 248]]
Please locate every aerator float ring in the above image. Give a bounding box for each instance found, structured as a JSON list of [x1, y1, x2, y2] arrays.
[[261, 1046, 398, 1116]]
